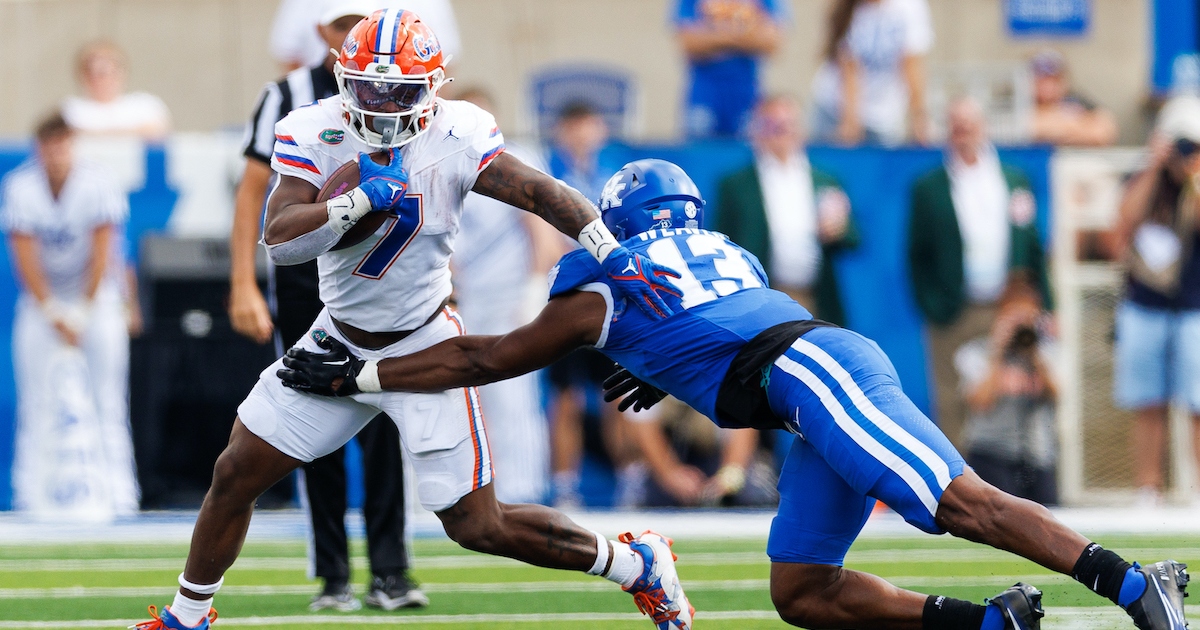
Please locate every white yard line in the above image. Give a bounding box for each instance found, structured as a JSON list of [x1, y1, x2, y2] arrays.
[[3, 547, 1195, 573], [0, 608, 1171, 629], [0, 574, 1096, 600]]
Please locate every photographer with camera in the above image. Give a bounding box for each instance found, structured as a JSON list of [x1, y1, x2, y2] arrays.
[[1111, 95, 1200, 507], [954, 276, 1059, 505]]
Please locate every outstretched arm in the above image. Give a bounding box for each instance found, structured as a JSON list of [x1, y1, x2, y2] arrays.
[[380, 291, 604, 391], [278, 290, 608, 395], [472, 151, 598, 242], [472, 152, 681, 318]]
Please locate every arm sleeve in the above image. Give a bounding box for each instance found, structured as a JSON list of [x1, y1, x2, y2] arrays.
[[270, 118, 326, 189], [0, 176, 33, 234], [901, 0, 934, 54], [548, 249, 604, 299], [242, 82, 285, 164], [460, 109, 506, 195]]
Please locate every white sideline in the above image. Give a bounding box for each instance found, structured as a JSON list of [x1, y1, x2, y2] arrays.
[[2, 504, 1200, 544], [2, 546, 1197, 574], [0, 608, 1156, 629]]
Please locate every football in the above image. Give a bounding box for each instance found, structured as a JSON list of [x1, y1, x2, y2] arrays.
[[316, 150, 394, 250]]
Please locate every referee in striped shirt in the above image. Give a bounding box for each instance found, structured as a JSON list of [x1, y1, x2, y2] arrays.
[[229, 1, 426, 612]]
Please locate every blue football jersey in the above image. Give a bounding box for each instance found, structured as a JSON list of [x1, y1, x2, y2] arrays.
[[548, 228, 812, 421]]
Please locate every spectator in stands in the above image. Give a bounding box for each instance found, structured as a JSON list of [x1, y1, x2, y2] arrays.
[[908, 97, 1051, 448], [809, 0, 933, 146], [955, 275, 1059, 506], [1111, 94, 1200, 506], [543, 102, 629, 507], [1029, 49, 1118, 147], [62, 40, 170, 140], [674, 0, 786, 138], [717, 95, 858, 325], [2, 112, 137, 519], [270, 0, 461, 72], [624, 398, 778, 508], [546, 102, 620, 205]]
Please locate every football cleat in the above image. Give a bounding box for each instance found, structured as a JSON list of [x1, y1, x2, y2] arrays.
[[309, 580, 361, 612], [985, 582, 1044, 630], [620, 530, 694, 630], [129, 605, 217, 630], [1125, 561, 1190, 630], [364, 573, 430, 610]]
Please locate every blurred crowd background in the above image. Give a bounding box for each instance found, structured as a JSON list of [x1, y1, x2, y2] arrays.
[[0, 0, 1199, 525]]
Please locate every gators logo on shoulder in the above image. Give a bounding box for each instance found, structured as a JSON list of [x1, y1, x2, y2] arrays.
[[319, 128, 344, 145]]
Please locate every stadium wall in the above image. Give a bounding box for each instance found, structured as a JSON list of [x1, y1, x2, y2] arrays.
[[0, 0, 1153, 143]]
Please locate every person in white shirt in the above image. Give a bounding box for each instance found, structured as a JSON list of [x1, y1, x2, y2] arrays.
[[810, 0, 933, 146], [716, 95, 858, 325], [2, 112, 137, 519], [908, 98, 1052, 447], [62, 41, 171, 141], [269, 0, 462, 71]]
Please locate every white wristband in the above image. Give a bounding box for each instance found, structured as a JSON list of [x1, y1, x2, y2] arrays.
[[577, 218, 621, 263], [355, 360, 382, 393], [326, 187, 373, 236]]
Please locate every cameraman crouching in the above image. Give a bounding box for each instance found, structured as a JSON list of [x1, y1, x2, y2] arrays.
[[954, 275, 1059, 505]]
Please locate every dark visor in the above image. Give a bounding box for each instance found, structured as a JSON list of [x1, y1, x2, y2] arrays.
[[346, 79, 428, 113]]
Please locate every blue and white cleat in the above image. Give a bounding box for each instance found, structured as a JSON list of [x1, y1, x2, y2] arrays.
[[1126, 561, 1190, 630], [620, 530, 694, 630], [986, 582, 1044, 629], [129, 605, 217, 630]]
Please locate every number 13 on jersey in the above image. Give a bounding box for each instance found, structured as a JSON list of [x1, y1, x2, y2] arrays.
[[642, 231, 763, 309]]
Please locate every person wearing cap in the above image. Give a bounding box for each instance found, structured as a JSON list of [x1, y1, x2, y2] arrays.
[[229, 1, 427, 611], [908, 97, 1052, 449], [1111, 94, 1200, 507], [270, 0, 461, 72], [1029, 49, 1118, 147]]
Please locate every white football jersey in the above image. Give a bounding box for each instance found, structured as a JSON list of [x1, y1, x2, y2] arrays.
[[270, 96, 505, 332], [0, 160, 128, 299]]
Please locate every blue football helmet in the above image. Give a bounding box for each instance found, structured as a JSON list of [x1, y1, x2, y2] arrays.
[[598, 159, 705, 240]]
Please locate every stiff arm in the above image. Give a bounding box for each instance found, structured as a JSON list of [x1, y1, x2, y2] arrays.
[[377, 290, 607, 392]]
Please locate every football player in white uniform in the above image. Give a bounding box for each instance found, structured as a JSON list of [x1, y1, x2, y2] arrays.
[[135, 9, 691, 630]]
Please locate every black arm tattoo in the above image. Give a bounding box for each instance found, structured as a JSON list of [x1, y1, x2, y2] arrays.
[[472, 151, 598, 238]]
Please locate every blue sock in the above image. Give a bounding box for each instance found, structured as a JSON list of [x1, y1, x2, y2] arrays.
[[1117, 566, 1148, 607], [981, 602, 1006, 630]]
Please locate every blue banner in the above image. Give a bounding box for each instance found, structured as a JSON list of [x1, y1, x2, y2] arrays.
[[1006, 0, 1090, 38]]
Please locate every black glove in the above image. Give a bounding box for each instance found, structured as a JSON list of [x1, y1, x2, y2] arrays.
[[602, 366, 666, 413], [278, 335, 365, 397]]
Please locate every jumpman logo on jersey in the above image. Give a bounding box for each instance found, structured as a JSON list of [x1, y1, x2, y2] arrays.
[[443, 127, 460, 141]]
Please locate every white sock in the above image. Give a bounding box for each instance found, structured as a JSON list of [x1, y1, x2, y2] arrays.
[[602, 540, 643, 589], [170, 591, 213, 627]]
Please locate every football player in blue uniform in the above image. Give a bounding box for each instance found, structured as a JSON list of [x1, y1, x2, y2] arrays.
[[279, 159, 1189, 630]]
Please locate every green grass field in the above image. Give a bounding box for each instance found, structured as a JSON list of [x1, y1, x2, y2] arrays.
[[0, 534, 1195, 629]]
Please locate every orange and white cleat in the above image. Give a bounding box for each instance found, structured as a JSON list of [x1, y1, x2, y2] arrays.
[[129, 605, 217, 630], [620, 530, 694, 630]]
